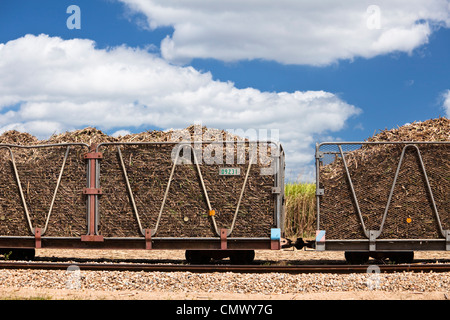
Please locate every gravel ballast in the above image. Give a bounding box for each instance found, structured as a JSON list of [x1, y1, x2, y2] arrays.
[[0, 268, 449, 295], [0, 249, 449, 300]]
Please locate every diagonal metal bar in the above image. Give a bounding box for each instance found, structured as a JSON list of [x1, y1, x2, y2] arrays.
[[378, 144, 446, 237], [153, 143, 219, 236], [318, 142, 448, 242], [1, 145, 81, 236], [96, 141, 281, 240], [116, 146, 144, 235], [227, 153, 254, 237], [338, 145, 369, 238], [0, 146, 34, 234], [42, 146, 71, 235], [115, 142, 258, 238]]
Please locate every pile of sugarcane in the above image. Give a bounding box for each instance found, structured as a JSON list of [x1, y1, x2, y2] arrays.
[[0, 126, 276, 238], [319, 117, 449, 239]]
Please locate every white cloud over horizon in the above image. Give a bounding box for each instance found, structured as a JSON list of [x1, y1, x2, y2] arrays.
[[443, 90, 450, 117], [119, 0, 450, 65], [0, 34, 361, 181]]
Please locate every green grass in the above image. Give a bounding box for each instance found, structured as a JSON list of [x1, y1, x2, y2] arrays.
[[284, 182, 316, 239]]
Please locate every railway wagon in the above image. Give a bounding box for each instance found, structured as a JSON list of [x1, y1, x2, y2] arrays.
[[0, 132, 285, 264], [1, 125, 448, 265], [313, 140, 449, 264]]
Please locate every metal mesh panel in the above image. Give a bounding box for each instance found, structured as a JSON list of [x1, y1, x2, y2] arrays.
[[0, 141, 283, 240], [97, 142, 280, 238], [0, 144, 89, 237], [318, 142, 449, 240]]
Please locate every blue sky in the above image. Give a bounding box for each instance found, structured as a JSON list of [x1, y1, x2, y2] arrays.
[[0, 0, 449, 181]]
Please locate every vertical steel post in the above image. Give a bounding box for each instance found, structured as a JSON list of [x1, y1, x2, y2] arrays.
[[220, 229, 227, 250], [81, 144, 104, 242], [34, 227, 41, 248]]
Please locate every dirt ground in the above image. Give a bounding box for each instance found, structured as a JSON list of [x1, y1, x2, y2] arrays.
[[0, 248, 449, 300], [1, 286, 448, 300]]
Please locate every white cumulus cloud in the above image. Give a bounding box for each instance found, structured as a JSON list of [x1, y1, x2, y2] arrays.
[[0, 34, 361, 180], [119, 0, 450, 65], [443, 90, 450, 117]]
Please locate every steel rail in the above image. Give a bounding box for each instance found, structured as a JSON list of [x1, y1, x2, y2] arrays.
[[1, 261, 450, 274]]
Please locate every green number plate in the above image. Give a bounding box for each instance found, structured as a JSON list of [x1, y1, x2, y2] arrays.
[[219, 168, 241, 176]]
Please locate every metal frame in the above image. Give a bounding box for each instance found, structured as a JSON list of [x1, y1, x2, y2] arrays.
[[115, 142, 254, 238], [0, 140, 285, 251], [96, 140, 284, 240], [0, 236, 276, 250], [82, 145, 103, 242], [0, 143, 89, 235], [315, 141, 449, 251]]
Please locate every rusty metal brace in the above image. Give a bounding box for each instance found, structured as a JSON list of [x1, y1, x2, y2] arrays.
[[145, 228, 153, 250], [83, 188, 103, 195], [270, 241, 280, 250], [270, 228, 281, 250], [34, 227, 42, 249], [84, 152, 103, 160], [220, 229, 227, 250], [82, 146, 104, 242]]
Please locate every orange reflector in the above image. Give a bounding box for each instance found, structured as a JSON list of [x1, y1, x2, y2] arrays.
[[406, 217, 412, 223], [209, 210, 215, 216]]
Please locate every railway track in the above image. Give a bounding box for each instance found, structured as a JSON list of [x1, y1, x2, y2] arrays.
[[1, 260, 450, 274]]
